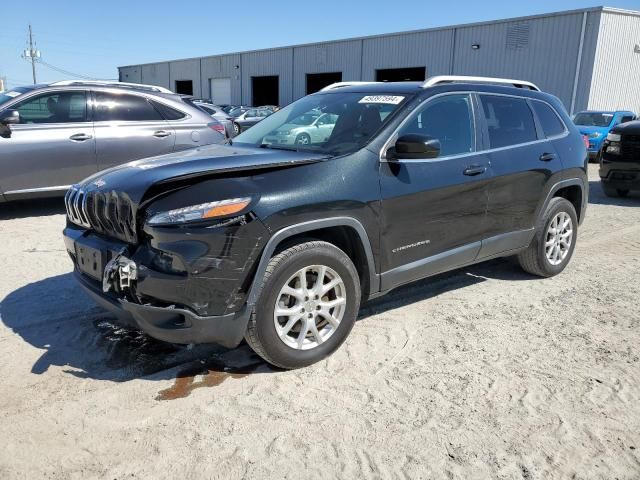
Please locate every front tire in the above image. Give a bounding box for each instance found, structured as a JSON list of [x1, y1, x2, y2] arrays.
[[517, 197, 578, 277], [295, 133, 311, 145], [245, 241, 361, 369], [233, 122, 241, 135]]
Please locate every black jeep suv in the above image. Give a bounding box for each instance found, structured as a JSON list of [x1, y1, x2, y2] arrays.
[[599, 120, 640, 197], [63, 76, 588, 369]]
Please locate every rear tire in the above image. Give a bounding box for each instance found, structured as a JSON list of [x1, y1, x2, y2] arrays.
[[233, 122, 241, 135], [617, 189, 630, 197], [245, 241, 361, 369], [517, 197, 577, 278]]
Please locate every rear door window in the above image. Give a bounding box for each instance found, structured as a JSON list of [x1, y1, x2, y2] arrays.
[[94, 92, 164, 122], [531, 101, 566, 138], [14, 91, 88, 124], [480, 95, 537, 148]]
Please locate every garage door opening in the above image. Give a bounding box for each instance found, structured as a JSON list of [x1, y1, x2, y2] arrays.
[[306, 72, 342, 94], [175, 80, 194, 95], [252, 76, 279, 107], [376, 67, 426, 82]]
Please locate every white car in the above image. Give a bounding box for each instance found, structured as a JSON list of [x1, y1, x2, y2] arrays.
[[264, 112, 338, 146]]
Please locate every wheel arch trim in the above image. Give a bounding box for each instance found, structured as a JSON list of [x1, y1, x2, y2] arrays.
[[539, 177, 587, 225], [246, 217, 379, 306]]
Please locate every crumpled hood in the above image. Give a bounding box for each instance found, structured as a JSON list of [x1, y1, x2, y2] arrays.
[[78, 143, 328, 206]]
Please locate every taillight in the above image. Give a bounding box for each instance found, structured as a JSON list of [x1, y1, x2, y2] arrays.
[[208, 122, 225, 134], [582, 134, 590, 149]]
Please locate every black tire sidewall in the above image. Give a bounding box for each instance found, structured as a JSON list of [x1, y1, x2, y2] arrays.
[[535, 198, 578, 276], [254, 244, 361, 368]]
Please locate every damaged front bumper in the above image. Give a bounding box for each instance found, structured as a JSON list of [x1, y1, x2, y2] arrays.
[[63, 226, 255, 348]]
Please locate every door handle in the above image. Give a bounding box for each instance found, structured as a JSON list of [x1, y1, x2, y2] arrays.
[[539, 152, 557, 162], [69, 133, 92, 142], [153, 130, 171, 138], [463, 165, 487, 176]]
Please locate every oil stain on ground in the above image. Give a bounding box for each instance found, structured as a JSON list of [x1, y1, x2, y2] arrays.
[[156, 358, 264, 400]]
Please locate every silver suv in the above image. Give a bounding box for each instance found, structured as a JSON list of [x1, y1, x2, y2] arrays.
[[0, 81, 225, 202]]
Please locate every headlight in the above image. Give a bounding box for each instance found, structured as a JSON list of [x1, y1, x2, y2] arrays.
[[607, 133, 621, 142], [588, 132, 602, 139], [606, 144, 621, 155], [147, 197, 251, 225], [277, 130, 291, 135]]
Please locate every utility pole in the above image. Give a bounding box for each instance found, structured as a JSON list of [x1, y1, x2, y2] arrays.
[[22, 24, 41, 84]]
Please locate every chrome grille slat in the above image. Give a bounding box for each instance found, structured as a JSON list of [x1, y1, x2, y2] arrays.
[[65, 185, 136, 243]]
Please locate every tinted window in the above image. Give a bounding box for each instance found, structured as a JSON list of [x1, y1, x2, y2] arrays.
[[94, 92, 163, 122], [152, 101, 186, 120], [532, 101, 565, 138], [396, 94, 474, 157], [573, 112, 613, 127], [620, 115, 635, 124], [480, 95, 537, 148], [14, 91, 88, 124]]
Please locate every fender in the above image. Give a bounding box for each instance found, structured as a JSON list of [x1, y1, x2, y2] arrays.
[[536, 177, 587, 226], [245, 217, 380, 306]]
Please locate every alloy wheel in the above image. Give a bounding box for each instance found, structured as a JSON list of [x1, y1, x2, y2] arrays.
[[545, 211, 573, 266], [273, 265, 346, 350]]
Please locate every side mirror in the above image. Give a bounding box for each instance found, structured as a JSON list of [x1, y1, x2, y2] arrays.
[[0, 109, 20, 125], [387, 134, 441, 161]]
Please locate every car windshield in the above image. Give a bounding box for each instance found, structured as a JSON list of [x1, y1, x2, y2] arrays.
[[0, 86, 34, 106], [233, 92, 408, 155], [573, 112, 614, 127]]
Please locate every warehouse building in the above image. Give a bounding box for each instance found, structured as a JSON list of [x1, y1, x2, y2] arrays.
[[119, 6, 640, 114]]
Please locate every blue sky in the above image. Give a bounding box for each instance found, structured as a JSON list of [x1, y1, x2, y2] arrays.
[[1, 0, 639, 88]]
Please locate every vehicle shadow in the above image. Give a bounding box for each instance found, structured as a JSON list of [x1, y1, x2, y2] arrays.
[[2, 257, 534, 385], [588, 180, 640, 206], [0, 272, 268, 384], [0, 197, 67, 220]]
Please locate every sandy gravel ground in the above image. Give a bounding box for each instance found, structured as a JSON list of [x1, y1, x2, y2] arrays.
[[0, 164, 639, 479]]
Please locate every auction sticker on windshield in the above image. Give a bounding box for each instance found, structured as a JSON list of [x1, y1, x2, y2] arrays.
[[359, 95, 404, 105], [4, 91, 21, 98]]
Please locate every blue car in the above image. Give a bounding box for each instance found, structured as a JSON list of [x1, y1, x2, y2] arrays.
[[573, 110, 636, 161]]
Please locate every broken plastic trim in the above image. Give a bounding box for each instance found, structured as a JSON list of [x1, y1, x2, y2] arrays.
[[102, 249, 138, 293]]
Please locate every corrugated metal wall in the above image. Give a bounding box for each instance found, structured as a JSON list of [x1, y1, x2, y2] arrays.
[[169, 59, 202, 96], [119, 8, 640, 113], [200, 54, 242, 104], [140, 62, 170, 90], [362, 29, 454, 80], [293, 40, 362, 98], [452, 12, 587, 109], [241, 48, 293, 106], [588, 11, 640, 114]]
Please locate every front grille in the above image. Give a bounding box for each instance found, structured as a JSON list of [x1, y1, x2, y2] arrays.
[[65, 187, 137, 243], [620, 135, 640, 162]]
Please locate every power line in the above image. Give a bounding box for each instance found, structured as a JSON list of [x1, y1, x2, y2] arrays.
[[37, 59, 102, 80]]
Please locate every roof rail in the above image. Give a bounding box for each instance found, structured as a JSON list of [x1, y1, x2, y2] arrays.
[[422, 75, 540, 91], [50, 80, 173, 94], [320, 81, 381, 92]]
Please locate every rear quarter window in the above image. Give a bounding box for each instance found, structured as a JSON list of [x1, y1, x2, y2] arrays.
[[152, 101, 187, 120], [480, 95, 537, 149], [531, 101, 566, 138]]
